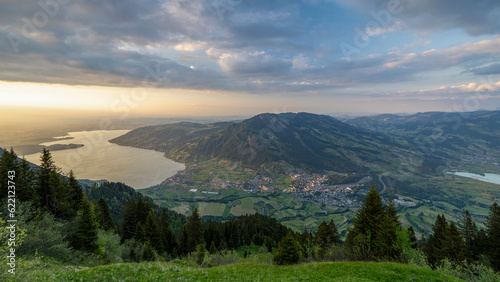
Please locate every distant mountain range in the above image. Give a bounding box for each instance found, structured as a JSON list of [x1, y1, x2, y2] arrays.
[[110, 111, 500, 175], [345, 111, 500, 158]]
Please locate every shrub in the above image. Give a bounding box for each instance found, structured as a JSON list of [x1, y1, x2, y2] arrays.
[[96, 229, 123, 263]]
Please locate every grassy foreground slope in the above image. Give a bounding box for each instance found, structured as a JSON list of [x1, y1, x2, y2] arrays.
[[14, 260, 460, 281]]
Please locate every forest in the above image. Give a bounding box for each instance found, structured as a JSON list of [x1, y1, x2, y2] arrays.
[[1, 148, 499, 281]]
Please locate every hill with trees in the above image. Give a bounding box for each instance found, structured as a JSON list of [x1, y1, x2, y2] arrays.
[[111, 112, 408, 173]]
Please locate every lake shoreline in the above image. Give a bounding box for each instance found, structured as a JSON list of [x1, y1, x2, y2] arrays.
[[24, 130, 185, 189], [447, 171, 500, 185]]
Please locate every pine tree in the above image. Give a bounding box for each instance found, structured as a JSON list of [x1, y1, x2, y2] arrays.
[[273, 231, 300, 265], [47, 170, 71, 219], [67, 170, 84, 217], [328, 219, 341, 246], [345, 186, 386, 260], [70, 196, 98, 252], [425, 214, 448, 268], [374, 198, 399, 260], [178, 226, 190, 256], [121, 200, 137, 242], [17, 157, 37, 203], [485, 202, 500, 271], [95, 197, 115, 230], [186, 208, 204, 253], [315, 221, 331, 249], [458, 210, 478, 262], [134, 221, 146, 242], [144, 211, 163, 252], [407, 226, 417, 248], [444, 221, 465, 264], [37, 148, 56, 209]]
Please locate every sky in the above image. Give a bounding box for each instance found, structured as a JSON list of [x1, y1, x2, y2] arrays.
[[1, 0, 500, 117]]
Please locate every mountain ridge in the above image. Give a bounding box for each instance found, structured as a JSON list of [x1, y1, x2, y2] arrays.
[[111, 112, 407, 173]]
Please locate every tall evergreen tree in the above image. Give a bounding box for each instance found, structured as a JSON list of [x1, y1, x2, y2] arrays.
[[186, 208, 204, 253], [134, 221, 146, 242], [425, 214, 464, 267], [315, 220, 340, 249], [458, 210, 478, 262], [485, 202, 500, 271], [121, 200, 137, 242], [426, 214, 448, 268], [345, 186, 387, 260], [407, 226, 417, 248], [273, 230, 300, 265], [16, 157, 37, 204], [374, 198, 400, 260], [69, 196, 98, 252], [37, 148, 56, 210], [95, 197, 115, 230], [47, 170, 71, 219], [67, 170, 84, 216], [159, 209, 178, 254], [178, 226, 190, 256], [144, 211, 163, 252]]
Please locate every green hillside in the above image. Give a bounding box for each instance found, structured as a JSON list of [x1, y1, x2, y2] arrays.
[[111, 112, 409, 173], [12, 260, 461, 281]]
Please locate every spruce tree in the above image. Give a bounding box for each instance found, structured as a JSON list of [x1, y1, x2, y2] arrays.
[[315, 221, 331, 249], [458, 210, 478, 262], [328, 219, 341, 246], [159, 210, 177, 254], [144, 211, 163, 252], [178, 226, 190, 256], [273, 231, 300, 265], [48, 170, 71, 219], [407, 226, 417, 248], [345, 186, 387, 260], [186, 208, 204, 253], [95, 197, 115, 230], [17, 157, 37, 204], [70, 196, 98, 252], [37, 148, 56, 209], [485, 202, 500, 271], [426, 214, 448, 268], [445, 221, 465, 264], [67, 170, 84, 217], [121, 200, 137, 242], [134, 221, 146, 242]]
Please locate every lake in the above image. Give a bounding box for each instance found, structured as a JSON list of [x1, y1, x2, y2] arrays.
[[447, 172, 500, 185], [24, 130, 185, 189]]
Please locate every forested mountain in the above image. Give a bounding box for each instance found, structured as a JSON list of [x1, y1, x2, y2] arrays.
[[346, 111, 500, 158], [85, 182, 186, 232], [111, 112, 407, 173], [110, 122, 233, 152]]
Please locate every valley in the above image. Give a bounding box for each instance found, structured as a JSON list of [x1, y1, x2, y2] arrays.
[[110, 111, 500, 237]]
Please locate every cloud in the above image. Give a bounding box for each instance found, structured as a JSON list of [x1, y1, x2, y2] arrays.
[[334, 0, 500, 36], [386, 81, 500, 101], [218, 51, 293, 75]]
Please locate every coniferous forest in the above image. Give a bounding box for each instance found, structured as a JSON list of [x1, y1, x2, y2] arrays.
[[1, 148, 500, 281]]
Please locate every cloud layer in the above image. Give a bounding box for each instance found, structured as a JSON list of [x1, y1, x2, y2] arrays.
[[0, 0, 499, 104]]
